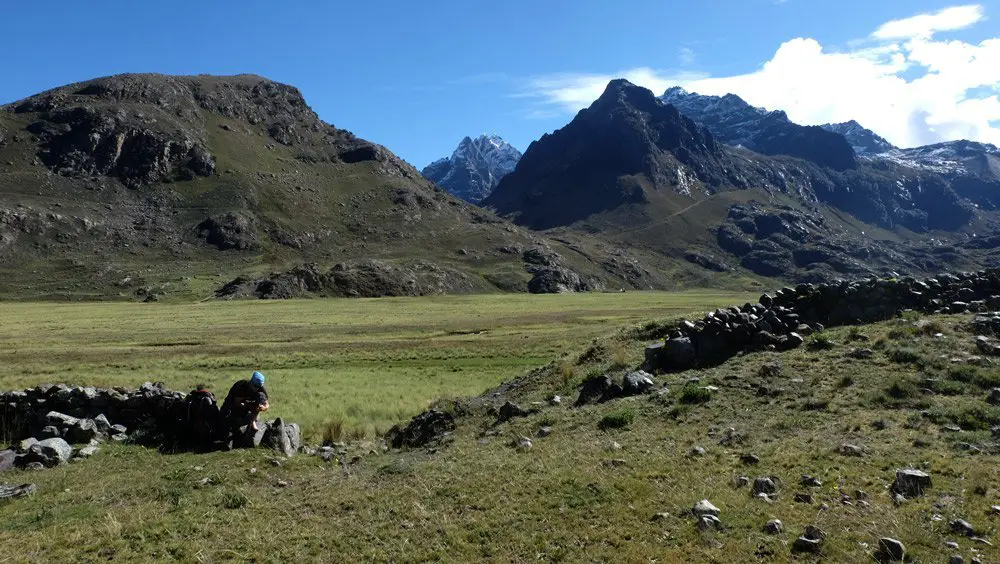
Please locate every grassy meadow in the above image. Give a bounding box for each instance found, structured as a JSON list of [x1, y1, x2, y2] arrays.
[[0, 291, 750, 440], [4, 294, 1000, 562]]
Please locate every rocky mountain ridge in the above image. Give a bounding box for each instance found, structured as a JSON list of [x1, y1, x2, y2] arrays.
[[422, 134, 522, 203], [486, 80, 1000, 282]]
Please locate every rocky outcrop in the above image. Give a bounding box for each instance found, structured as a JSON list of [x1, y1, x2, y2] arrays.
[[216, 259, 488, 299], [23, 106, 215, 187], [385, 409, 455, 449], [198, 212, 259, 251], [644, 268, 1000, 372]]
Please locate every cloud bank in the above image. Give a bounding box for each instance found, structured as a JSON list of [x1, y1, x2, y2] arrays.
[[525, 4, 1000, 149]]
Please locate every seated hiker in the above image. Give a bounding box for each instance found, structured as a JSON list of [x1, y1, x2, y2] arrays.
[[220, 371, 270, 444]]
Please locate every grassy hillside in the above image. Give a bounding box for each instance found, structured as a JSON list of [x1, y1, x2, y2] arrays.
[[2, 74, 739, 300], [2, 295, 999, 562]]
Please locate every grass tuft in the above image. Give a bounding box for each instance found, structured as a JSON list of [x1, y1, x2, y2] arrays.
[[597, 407, 635, 430]]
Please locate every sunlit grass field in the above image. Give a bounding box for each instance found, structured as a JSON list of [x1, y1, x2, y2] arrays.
[[0, 291, 751, 439]]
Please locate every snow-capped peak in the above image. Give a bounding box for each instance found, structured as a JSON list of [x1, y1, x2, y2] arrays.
[[422, 134, 523, 204]]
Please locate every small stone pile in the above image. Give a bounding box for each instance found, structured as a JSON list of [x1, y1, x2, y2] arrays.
[[645, 269, 1000, 372]]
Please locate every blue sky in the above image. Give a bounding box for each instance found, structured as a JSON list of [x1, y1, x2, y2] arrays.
[[2, 1, 998, 167]]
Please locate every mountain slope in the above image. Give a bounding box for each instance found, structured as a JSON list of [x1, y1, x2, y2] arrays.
[[422, 134, 521, 203], [659, 87, 857, 171], [0, 74, 670, 299], [486, 80, 1000, 282]]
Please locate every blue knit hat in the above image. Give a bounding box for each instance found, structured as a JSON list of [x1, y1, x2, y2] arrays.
[[251, 371, 265, 386]]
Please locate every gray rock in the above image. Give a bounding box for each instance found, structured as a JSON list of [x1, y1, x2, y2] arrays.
[[950, 556, 964, 564], [877, 537, 905, 561], [260, 418, 301, 457], [662, 337, 696, 370], [496, 401, 530, 423], [950, 519, 976, 537], [838, 443, 864, 456], [697, 514, 722, 531], [110, 424, 127, 435], [515, 436, 533, 451], [752, 477, 778, 495], [67, 418, 104, 444], [0, 483, 37, 500], [39, 426, 61, 439], [794, 493, 813, 504], [692, 499, 720, 517], [549, 395, 562, 406], [45, 411, 79, 428], [93, 414, 112, 434], [537, 426, 552, 438], [763, 519, 783, 534], [892, 469, 932, 497], [16, 438, 38, 453], [0, 450, 16, 473], [75, 446, 100, 458], [801, 474, 822, 487], [621, 371, 655, 395], [792, 536, 822, 554], [26, 437, 72, 467]]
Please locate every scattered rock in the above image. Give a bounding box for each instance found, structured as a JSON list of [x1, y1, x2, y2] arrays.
[[549, 395, 562, 406], [692, 499, 720, 517], [650, 512, 670, 521], [876, 537, 905, 562], [801, 475, 822, 487], [496, 401, 530, 424], [838, 443, 864, 456], [688, 446, 707, 457], [732, 476, 750, 488], [621, 371, 655, 395], [794, 493, 813, 504], [697, 515, 722, 531], [385, 409, 455, 449], [763, 519, 783, 534], [0, 483, 37, 500], [891, 469, 932, 497], [537, 426, 552, 438], [752, 477, 778, 495], [950, 519, 976, 537], [792, 536, 823, 554], [515, 436, 533, 451], [740, 453, 760, 465]]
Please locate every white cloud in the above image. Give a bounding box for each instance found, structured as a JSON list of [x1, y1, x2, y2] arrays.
[[523, 4, 1000, 148], [873, 4, 984, 39]]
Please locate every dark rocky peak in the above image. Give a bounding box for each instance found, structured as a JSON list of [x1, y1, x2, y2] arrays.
[[659, 87, 857, 171], [484, 79, 734, 229]]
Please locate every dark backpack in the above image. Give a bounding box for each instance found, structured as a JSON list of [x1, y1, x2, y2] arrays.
[[183, 388, 220, 447]]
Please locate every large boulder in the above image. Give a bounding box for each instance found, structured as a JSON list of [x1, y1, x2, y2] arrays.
[[66, 418, 104, 444], [891, 469, 932, 497], [23, 438, 73, 467], [662, 337, 696, 370], [386, 409, 456, 449], [621, 371, 655, 396], [259, 418, 301, 457]]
